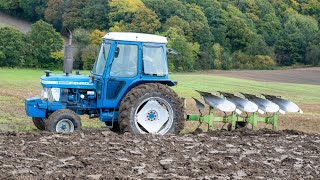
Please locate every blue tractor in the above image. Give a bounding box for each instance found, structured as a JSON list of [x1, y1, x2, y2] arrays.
[[25, 32, 184, 135]]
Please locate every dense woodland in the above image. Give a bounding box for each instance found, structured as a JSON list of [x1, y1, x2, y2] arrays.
[[0, 0, 319, 71]]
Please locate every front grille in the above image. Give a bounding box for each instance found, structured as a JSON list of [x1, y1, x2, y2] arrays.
[[47, 88, 54, 102], [45, 88, 60, 102]]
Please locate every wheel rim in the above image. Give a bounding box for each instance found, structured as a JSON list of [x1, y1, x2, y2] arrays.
[[134, 97, 174, 135], [55, 119, 75, 133]]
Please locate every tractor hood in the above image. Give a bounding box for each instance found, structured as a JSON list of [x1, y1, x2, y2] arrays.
[[41, 74, 94, 89]]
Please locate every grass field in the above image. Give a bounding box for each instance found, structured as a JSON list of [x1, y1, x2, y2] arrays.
[[0, 68, 319, 133]]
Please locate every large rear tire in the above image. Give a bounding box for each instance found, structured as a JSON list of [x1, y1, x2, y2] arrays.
[[32, 117, 45, 131], [45, 109, 82, 133], [118, 83, 184, 135]]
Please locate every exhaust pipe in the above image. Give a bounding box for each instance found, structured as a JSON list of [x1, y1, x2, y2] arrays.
[[63, 28, 73, 75]]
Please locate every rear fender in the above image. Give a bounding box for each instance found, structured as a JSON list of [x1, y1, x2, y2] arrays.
[[116, 80, 176, 108]]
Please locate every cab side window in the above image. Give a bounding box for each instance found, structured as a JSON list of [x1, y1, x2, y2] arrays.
[[110, 44, 138, 77], [143, 46, 167, 76]]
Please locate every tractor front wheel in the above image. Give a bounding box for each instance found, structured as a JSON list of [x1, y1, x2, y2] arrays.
[[119, 83, 184, 135], [45, 109, 82, 133], [32, 117, 45, 130]]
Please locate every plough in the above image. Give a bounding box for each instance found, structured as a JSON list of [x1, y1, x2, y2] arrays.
[[186, 91, 303, 131]]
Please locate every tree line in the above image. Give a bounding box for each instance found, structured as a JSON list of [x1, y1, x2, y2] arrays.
[[0, 0, 319, 71]]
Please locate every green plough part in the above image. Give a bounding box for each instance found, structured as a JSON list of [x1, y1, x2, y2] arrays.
[[186, 107, 278, 131]]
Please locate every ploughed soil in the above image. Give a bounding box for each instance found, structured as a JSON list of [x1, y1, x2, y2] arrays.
[[0, 128, 319, 179], [211, 67, 320, 85]]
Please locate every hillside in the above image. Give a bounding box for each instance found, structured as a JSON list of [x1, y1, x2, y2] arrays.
[[0, 0, 320, 70], [0, 12, 31, 33]]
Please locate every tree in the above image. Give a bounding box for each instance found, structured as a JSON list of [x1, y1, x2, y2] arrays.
[[306, 33, 320, 66], [306, 44, 320, 66], [81, 0, 109, 30], [62, 0, 85, 30], [257, 13, 281, 46], [225, 16, 253, 52], [185, 4, 213, 47], [204, 6, 230, 49], [19, 0, 47, 21], [108, 0, 144, 26], [108, 0, 160, 33], [167, 36, 199, 71], [73, 28, 90, 45], [142, 0, 188, 23], [212, 43, 224, 69], [276, 10, 319, 65], [163, 16, 192, 39], [245, 34, 274, 57], [73, 28, 90, 69], [26, 20, 63, 68], [44, 0, 65, 31], [90, 29, 105, 45], [130, 7, 161, 34], [0, 27, 25, 67], [232, 51, 276, 69], [0, 0, 21, 16], [82, 44, 99, 70]]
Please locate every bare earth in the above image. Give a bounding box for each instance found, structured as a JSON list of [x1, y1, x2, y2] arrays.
[[211, 67, 320, 85], [0, 129, 319, 179], [0, 12, 31, 33]]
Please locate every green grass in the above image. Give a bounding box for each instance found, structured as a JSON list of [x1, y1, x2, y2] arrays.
[[0, 68, 319, 132]]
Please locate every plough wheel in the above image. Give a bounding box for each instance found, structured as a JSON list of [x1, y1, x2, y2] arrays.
[[119, 83, 184, 135]]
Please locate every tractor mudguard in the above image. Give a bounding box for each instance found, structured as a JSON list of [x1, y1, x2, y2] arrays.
[[114, 79, 177, 108], [157, 80, 177, 86]]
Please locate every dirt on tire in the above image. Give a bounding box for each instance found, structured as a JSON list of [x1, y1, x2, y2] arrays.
[[0, 129, 319, 179], [119, 83, 184, 134]]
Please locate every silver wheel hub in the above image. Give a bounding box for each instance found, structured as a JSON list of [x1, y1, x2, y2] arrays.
[[56, 119, 75, 133], [135, 97, 174, 135], [147, 110, 158, 121]]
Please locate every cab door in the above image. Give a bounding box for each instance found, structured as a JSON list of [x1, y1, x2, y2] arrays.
[[103, 41, 141, 108], [92, 42, 113, 109]]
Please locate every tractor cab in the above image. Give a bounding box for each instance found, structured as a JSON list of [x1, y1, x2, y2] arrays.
[[91, 32, 175, 109]]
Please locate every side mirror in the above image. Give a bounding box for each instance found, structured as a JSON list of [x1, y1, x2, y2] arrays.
[[167, 48, 179, 55], [114, 47, 120, 58]]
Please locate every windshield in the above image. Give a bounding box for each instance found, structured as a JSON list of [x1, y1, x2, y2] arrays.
[[92, 43, 111, 75]]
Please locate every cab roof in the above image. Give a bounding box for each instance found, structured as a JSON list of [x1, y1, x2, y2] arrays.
[[103, 32, 168, 44]]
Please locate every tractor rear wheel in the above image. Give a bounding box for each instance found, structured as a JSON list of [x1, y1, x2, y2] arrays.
[[45, 109, 82, 133], [118, 83, 184, 135], [32, 117, 45, 130]]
